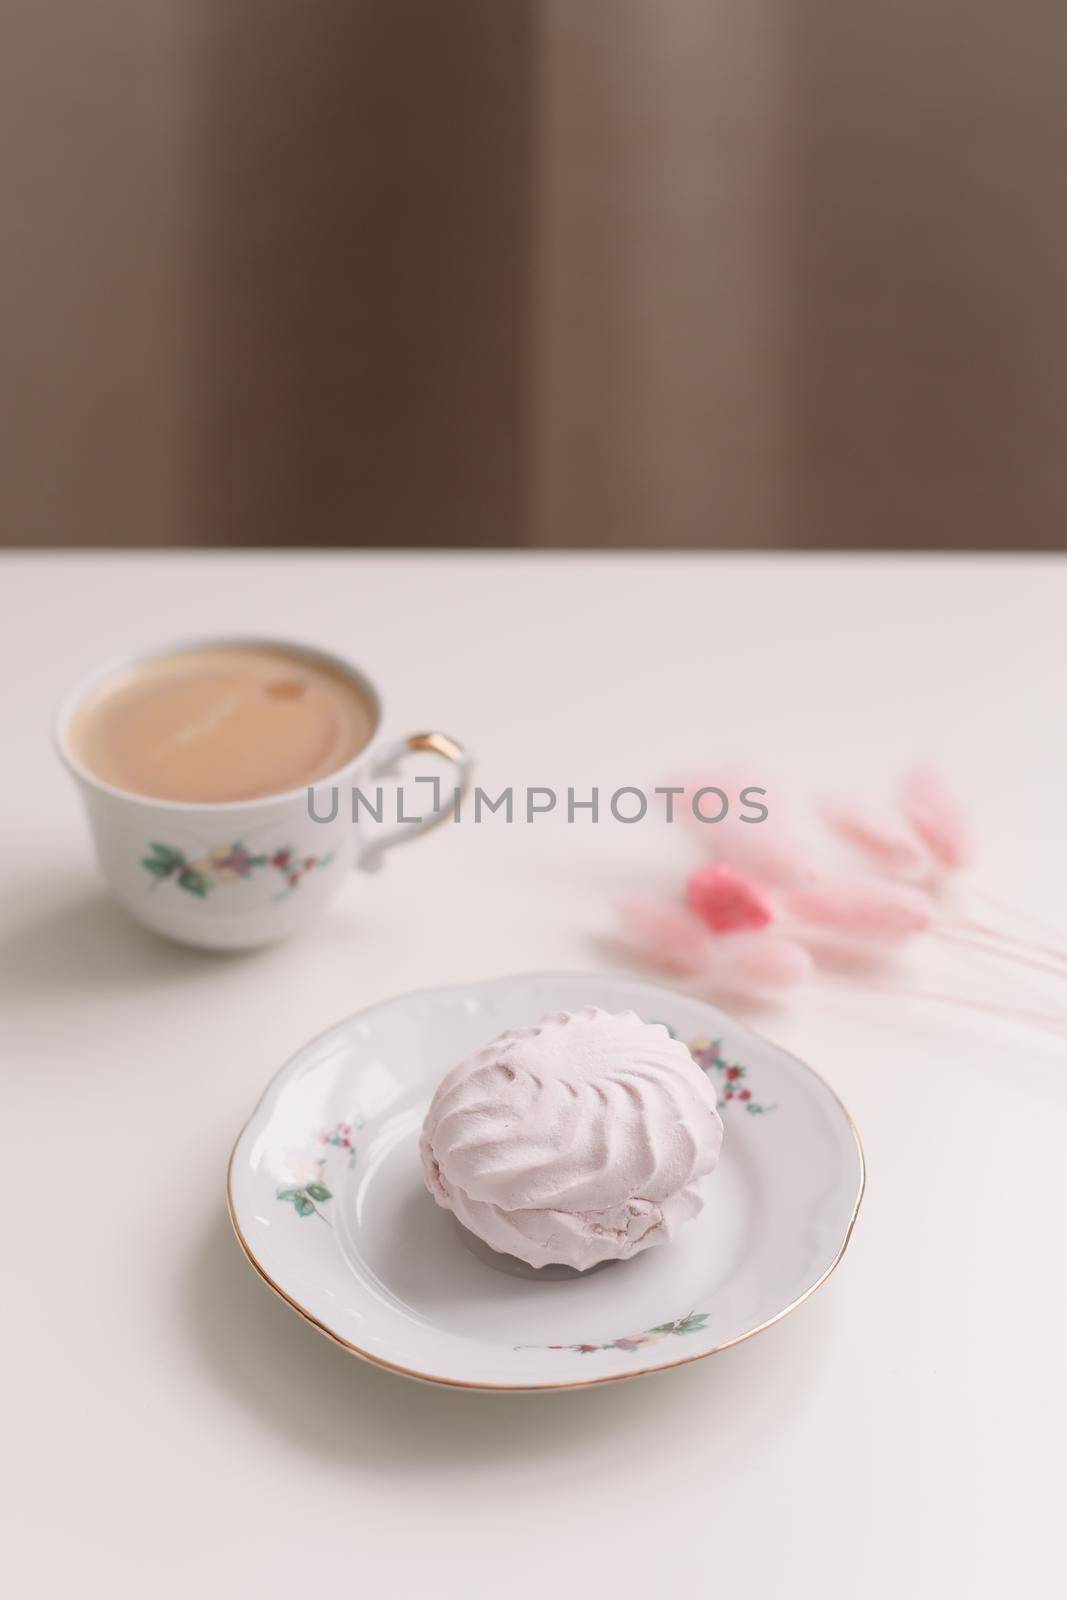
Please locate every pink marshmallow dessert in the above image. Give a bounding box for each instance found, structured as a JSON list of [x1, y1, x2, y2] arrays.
[[419, 1007, 724, 1272]]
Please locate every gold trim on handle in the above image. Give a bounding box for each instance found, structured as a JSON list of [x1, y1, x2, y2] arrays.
[[398, 730, 470, 837], [406, 731, 464, 764], [358, 731, 471, 872]]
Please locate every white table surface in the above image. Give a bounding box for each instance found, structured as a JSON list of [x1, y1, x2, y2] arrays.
[[2, 552, 1064, 1599]]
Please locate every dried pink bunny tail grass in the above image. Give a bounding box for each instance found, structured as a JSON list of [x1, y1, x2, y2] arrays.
[[616, 899, 709, 976], [672, 774, 812, 890], [787, 879, 934, 942], [615, 899, 811, 997], [705, 931, 815, 998], [900, 768, 972, 871], [820, 800, 931, 881], [715, 825, 813, 893], [686, 864, 775, 934]]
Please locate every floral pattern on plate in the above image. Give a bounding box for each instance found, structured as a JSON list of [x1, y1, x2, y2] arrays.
[[276, 1155, 333, 1221], [316, 1116, 365, 1169], [275, 1114, 366, 1221], [545, 1311, 710, 1354], [230, 973, 864, 1388], [690, 1037, 777, 1115]]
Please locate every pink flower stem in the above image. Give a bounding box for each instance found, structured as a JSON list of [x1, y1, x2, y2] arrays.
[[948, 917, 1067, 970], [930, 927, 1067, 981], [873, 984, 1067, 1035], [969, 886, 1067, 947], [832, 972, 1067, 1031]]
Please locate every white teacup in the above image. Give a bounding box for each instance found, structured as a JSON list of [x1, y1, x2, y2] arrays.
[[55, 636, 471, 951]]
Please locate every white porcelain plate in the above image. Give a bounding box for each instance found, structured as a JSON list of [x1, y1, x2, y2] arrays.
[[228, 974, 865, 1390]]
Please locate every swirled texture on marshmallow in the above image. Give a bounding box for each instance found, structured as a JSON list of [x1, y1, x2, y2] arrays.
[[419, 1007, 724, 1270]]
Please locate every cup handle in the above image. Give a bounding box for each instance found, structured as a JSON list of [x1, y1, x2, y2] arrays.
[[357, 731, 472, 873]]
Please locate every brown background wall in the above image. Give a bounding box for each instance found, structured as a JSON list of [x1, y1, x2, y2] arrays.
[[3, 2, 1065, 550]]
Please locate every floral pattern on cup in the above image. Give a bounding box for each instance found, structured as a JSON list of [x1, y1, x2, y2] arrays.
[[141, 840, 335, 898], [544, 1311, 710, 1355]]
